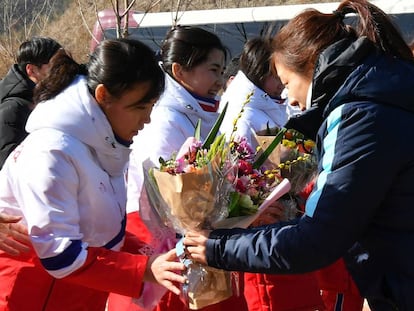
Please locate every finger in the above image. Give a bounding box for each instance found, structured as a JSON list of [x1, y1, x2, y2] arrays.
[[163, 248, 180, 261], [262, 214, 281, 224], [188, 253, 207, 265], [185, 245, 203, 253], [182, 236, 195, 246], [268, 206, 284, 215], [267, 205, 283, 213], [0, 244, 20, 256], [0, 239, 25, 256], [183, 235, 207, 246], [163, 270, 186, 284], [160, 279, 181, 295], [10, 225, 30, 245], [185, 246, 207, 264], [10, 231, 31, 246], [12, 223, 28, 235], [4, 238, 30, 253], [167, 261, 186, 272], [0, 214, 22, 223]]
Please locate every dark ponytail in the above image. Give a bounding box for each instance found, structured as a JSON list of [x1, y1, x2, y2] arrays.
[[272, 0, 413, 77], [33, 49, 86, 104], [336, 0, 413, 61]]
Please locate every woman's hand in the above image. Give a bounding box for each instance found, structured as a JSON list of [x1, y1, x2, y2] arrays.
[[0, 213, 30, 256], [250, 201, 285, 227], [145, 248, 186, 295], [183, 230, 210, 265]]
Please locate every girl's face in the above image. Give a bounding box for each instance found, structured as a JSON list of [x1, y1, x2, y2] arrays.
[[174, 48, 225, 99], [262, 74, 285, 99], [273, 58, 312, 111], [97, 81, 157, 142]]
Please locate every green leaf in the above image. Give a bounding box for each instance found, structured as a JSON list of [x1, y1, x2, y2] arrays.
[[194, 119, 201, 140], [206, 133, 226, 160], [202, 102, 228, 150], [253, 127, 287, 169], [228, 191, 241, 217]]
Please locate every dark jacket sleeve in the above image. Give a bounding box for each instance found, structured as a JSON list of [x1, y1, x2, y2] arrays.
[[0, 98, 31, 168], [206, 102, 401, 274]]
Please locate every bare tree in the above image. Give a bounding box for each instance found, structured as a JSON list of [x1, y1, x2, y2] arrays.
[[0, 0, 65, 68]]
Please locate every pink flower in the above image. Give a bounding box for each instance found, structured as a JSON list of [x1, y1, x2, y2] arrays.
[[176, 137, 202, 162]]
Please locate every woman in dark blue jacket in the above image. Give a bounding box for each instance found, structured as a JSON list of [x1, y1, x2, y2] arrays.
[[184, 0, 414, 309]]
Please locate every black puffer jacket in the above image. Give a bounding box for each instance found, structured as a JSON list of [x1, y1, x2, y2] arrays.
[[206, 37, 414, 310], [0, 64, 35, 168]]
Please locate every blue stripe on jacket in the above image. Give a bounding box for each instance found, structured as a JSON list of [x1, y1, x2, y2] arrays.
[[41, 240, 83, 271], [40, 216, 126, 270], [104, 216, 126, 249], [306, 105, 344, 217]]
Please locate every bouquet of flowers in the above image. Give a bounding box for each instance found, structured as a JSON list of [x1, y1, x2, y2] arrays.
[[279, 128, 318, 195], [140, 103, 291, 309], [255, 123, 282, 167], [255, 126, 318, 220]]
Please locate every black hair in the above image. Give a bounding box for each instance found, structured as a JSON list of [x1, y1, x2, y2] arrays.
[[87, 38, 164, 101], [160, 25, 228, 75], [17, 36, 62, 73], [223, 57, 240, 82], [33, 38, 165, 105], [239, 37, 272, 89]]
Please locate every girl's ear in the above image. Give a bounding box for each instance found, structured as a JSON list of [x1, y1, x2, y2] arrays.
[[171, 62, 184, 81], [95, 84, 108, 106]]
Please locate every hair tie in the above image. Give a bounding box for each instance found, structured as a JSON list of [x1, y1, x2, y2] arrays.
[[333, 10, 346, 20]]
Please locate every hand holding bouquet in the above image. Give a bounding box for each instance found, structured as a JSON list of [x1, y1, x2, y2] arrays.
[[141, 103, 291, 309]]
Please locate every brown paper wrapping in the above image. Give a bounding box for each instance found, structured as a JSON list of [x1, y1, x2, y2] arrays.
[[187, 266, 233, 309], [152, 159, 220, 231], [152, 156, 234, 309]]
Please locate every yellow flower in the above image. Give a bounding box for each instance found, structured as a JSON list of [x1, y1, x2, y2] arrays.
[[304, 140, 316, 149], [282, 139, 297, 149]]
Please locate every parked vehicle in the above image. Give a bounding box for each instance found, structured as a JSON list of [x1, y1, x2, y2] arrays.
[[91, 1, 414, 58]]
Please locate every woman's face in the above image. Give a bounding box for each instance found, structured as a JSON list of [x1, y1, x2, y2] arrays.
[[98, 81, 157, 142], [174, 48, 225, 99], [273, 58, 312, 111]]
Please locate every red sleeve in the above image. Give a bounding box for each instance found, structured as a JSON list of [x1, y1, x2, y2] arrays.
[[297, 180, 315, 212], [121, 211, 154, 254], [63, 247, 148, 298], [122, 231, 149, 254], [125, 211, 153, 245]]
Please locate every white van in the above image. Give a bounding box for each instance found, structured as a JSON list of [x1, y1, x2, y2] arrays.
[[91, 1, 414, 57]]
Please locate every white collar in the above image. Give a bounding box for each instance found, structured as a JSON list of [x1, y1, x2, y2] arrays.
[[306, 82, 313, 110]]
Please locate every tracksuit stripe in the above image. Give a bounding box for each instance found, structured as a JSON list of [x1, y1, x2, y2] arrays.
[[305, 105, 344, 217]]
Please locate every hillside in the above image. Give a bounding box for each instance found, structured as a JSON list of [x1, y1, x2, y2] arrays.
[[0, 0, 334, 76]]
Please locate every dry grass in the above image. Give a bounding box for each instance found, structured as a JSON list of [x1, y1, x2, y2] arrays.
[[0, 0, 334, 76]]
